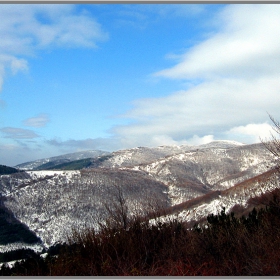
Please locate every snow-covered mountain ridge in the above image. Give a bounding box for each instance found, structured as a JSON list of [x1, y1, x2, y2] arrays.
[[0, 140, 278, 251], [100, 140, 246, 169], [14, 140, 244, 171], [15, 150, 110, 170], [123, 142, 275, 205]]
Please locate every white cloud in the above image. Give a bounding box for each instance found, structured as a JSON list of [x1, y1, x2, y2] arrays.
[[23, 114, 50, 128], [186, 135, 215, 145], [0, 55, 28, 91], [10, 56, 28, 75], [1, 127, 39, 139], [0, 4, 108, 92], [46, 137, 116, 151], [113, 4, 280, 148], [0, 5, 108, 54], [154, 5, 280, 80], [225, 123, 275, 144], [115, 75, 280, 147]]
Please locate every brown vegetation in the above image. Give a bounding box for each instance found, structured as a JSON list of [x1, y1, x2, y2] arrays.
[[1, 187, 280, 276]]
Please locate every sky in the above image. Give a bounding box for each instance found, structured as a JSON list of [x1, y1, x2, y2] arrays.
[[1, 3, 280, 166]]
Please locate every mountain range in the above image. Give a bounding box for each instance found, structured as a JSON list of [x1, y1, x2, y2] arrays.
[[0, 140, 278, 253], [15, 150, 110, 171]]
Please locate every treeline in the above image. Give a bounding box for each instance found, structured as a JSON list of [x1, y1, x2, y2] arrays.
[[35, 158, 93, 171], [1, 187, 280, 276], [35, 155, 113, 170], [0, 165, 19, 175]]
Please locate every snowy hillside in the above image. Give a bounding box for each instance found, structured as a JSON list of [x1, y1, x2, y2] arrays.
[[153, 168, 280, 226], [0, 141, 278, 251], [15, 150, 110, 170], [1, 169, 169, 248], [89, 141, 245, 169], [125, 142, 276, 205]]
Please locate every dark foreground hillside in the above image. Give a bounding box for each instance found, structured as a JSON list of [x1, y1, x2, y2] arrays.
[[1, 188, 280, 276]]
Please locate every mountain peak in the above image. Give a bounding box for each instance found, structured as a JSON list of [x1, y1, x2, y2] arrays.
[[198, 140, 245, 149]]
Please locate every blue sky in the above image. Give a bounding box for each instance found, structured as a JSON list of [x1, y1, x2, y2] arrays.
[[1, 4, 280, 166]]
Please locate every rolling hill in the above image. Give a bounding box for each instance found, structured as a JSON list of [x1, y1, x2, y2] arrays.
[[0, 140, 278, 252]]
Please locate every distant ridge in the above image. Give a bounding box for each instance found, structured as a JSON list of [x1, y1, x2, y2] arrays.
[[13, 141, 255, 171], [15, 150, 111, 171], [0, 165, 20, 175]]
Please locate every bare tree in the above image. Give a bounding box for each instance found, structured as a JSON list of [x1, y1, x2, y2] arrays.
[[262, 114, 280, 169], [104, 185, 129, 230]]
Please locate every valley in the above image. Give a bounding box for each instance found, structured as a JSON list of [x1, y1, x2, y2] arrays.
[[0, 140, 278, 254]]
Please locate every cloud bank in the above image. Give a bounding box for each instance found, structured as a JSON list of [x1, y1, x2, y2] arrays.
[[1, 127, 39, 139], [113, 4, 280, 148], [0, 4, 108, 92]]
